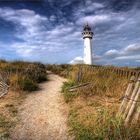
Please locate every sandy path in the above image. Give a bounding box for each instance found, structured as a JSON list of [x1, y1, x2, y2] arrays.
[[11, 73, 73, 140]]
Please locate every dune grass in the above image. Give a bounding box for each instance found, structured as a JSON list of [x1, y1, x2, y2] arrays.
[[68, 103, 140, 140], [0, 114, 11, 139], [0, 94, 26, 140], [47, 64, 140, 139], [61, 81, 77, 103], [0, 60, 47, 92]]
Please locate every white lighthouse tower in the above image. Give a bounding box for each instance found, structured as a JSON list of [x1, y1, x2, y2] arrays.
[[82, 24, 93, 65]]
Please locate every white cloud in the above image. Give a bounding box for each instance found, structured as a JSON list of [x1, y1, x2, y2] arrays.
[[77, 15, 111, 25], [76, 8, 125, 26], [91, 3, 104, 9], [94, 43, 140, 64], [69, 56, 83, 64], [49, 15, 57, 22], [47, 25, 73, 36], [93, 44, 140, 65], [0, 7, 80, 61], [123, 44, 140, 54], [104, 43, 140, 59], [93, 54, 102, 61], [104, 49, 119, 58], [0, 8, 51, 60], [11, 43, 36, 58], [84, 2, 104, 13], [0, 8, 47, 37], [115, 55, 140, 60]]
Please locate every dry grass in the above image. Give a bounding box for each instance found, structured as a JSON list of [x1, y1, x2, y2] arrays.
[[68, 96, 140, 140], [0, 91, 26, 139], [0, 60, 47, 92], [51, 64, 129, 98], [48, 64, 140, 139]]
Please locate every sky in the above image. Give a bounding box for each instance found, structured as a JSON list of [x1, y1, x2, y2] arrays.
[[0, 0, 140, 66]]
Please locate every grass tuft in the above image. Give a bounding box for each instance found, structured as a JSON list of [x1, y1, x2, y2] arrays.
[[61, 81, 78, 103], [0, 114, 13, 139]]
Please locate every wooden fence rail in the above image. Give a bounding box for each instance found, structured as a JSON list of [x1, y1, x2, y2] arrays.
[[66, 66, 140, 84], [118, 76, 140, 125], [50, 64, 140, 80], [91, 66, 140, 79], [0, 71, 10, 98]]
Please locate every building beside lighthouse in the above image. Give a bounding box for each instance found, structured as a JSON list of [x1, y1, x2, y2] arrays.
[[82, 24, 93, 65]]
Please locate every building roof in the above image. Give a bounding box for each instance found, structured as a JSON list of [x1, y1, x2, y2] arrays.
[[83, 23, 91, 31]]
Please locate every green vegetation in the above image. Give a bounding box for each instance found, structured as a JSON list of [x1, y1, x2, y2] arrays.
[[18, 76, 38, 91], [0, 114, 14, 139], [0, 60, 47, 92], [136, 66, 140, 70], [47, 64, 140, 140], [0, 93, 27, 139], [68, 105, 140, 140], [47, 64, 71, 77], [5, 104, 18, 117], [0, 99, 23, 139], [0, 104, 18, 139], [61, 81, 77, 103]]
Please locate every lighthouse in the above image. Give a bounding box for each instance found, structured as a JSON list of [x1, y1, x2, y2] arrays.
[[82, 24, 93, 65]]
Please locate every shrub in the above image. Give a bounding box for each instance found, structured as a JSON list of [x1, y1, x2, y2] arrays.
[[136, 66, 140, 70], [0, 60, 47, 92], [18, 76, 38, 92], [36, 74, 47, 83], [26, 64, 47, 83]]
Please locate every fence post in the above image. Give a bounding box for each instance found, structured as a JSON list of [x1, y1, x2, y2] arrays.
[[125, 85, 140, 125], [133, 105, 140, 123], [118, 76, 135, 116], [123, 77, 140, 118], [76, 66, 83, 83]]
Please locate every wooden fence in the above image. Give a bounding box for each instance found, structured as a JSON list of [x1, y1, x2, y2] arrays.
[[91, 66, 140, 79], [60, 65, 140, 81], [118, 76, 140, 124], [0, 70, 9, 98]]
